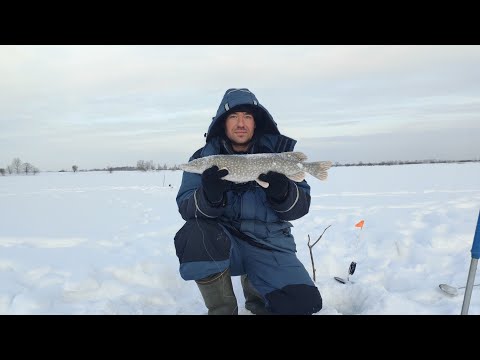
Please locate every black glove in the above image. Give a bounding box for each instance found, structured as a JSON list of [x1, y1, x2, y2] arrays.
[[258, 171, 290, 202], [202, 166, 230, 205]]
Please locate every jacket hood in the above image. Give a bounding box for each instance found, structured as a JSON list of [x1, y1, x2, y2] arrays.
[[204, 88, 280, 142]]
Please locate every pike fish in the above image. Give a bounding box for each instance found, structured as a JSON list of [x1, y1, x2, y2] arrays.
[[179, 152, 332, 188]]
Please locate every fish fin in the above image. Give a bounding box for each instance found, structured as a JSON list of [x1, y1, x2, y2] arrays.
[[276, 152, 308, 162], [218, 167, 229, 178], [287, 172, 305, 182], [255, 178, 270, 188], [303, 161, 332, 181]]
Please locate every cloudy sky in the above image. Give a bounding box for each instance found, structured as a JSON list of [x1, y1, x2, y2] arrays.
[[1, 45, 479, 171]]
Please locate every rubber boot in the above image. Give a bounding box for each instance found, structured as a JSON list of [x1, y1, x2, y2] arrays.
[[241, 274, 272, 315], [196, 268, 238, 315]]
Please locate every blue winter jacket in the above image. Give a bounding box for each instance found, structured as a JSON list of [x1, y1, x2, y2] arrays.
[[176, 88, 311, 253]]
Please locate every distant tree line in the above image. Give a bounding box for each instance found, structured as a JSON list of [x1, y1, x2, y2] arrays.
[[66, 160, 182, 173], [3, 157, 479, 177], [0, 158, 39, 176], [78, 158, 480, 172], [334, 159, 480, 167], [136, 160, 181, 171]]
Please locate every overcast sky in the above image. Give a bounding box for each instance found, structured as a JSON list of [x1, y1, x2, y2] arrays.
[[1, 45, 479, 171]]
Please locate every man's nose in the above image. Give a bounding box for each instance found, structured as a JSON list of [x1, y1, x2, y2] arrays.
[[237, 115, 246, 125]]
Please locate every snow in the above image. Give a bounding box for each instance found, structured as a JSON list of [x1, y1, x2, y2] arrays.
[[1, 163, 479, 314]]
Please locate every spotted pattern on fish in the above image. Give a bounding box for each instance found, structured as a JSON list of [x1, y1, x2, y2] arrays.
[[179, 152, 332, 185]]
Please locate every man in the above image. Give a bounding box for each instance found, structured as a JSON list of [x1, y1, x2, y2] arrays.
[[174, 88, 322, 315]]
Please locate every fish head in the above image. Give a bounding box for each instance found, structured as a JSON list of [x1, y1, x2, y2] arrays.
[[178, 157, 212, 175]]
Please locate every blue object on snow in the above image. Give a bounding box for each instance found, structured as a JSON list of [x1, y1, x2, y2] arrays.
[[472, 210, 480, 260]]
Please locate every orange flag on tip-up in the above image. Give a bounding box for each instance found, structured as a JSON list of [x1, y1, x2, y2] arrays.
[[355, 220, 365, 229]]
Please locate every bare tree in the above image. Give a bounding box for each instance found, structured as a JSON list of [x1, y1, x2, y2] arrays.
[[136, 160, 146, 171], [72, 165, 78, 173], [307, 225, 331, 282], [0, 168, 5, 176], [32, 167, 39, 175], [136, 160, 157, 171], [12, 158, 22, 174], [107, 167, 113, 173], [147, 160, 154, 171], [6, 165, 13, 174], [22, 162, 33, 175]]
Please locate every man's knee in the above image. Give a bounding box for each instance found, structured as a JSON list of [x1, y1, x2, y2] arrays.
[[266, 284, 322, 315], [174, 219, 230, 264]]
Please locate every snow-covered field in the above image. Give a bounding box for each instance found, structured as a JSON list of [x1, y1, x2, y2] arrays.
[[1, 163, 479, 314]]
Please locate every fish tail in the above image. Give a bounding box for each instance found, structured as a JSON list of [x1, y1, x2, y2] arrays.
[[303, 161, 332, 181]]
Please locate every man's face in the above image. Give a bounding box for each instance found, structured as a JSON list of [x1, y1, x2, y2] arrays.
[[224, 111, 256, 148]]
